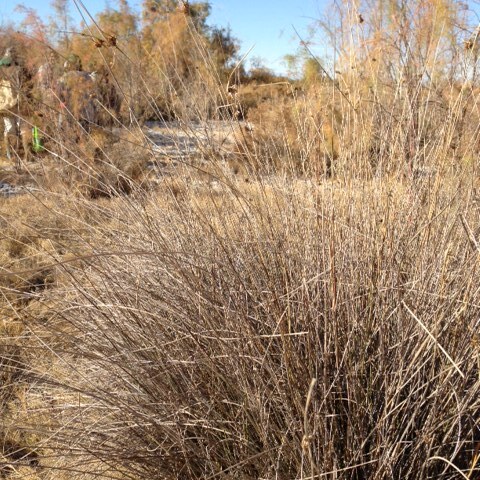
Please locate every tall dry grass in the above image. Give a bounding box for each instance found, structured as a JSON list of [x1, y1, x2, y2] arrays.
[[10, 172, 477, 480]]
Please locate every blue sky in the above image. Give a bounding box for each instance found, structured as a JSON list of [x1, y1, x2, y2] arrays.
[[207, 0, 324, 72], [0, 0, 326, 73]]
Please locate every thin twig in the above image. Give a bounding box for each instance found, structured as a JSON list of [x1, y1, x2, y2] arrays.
[[402, 301, 465, 379], [459, 213, 480, 252]]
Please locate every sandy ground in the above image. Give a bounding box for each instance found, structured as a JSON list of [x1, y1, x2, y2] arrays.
[[144, 120, 240, 159]]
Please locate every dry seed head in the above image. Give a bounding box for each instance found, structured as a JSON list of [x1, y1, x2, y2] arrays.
[[227, 84, 238, 95], [107, 35, 117, 48], [179, 1, 190, 15]]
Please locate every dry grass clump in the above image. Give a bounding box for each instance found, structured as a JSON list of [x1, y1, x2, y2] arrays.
[[14, 170, 477, 479], [238, 88, 340, 177], [237, 75, 480, 181], [34, 128, 153, 198], [236, 81, 293, 117]]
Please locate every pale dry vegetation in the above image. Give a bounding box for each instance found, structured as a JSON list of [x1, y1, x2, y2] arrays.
[[1, 0, 480, 479]]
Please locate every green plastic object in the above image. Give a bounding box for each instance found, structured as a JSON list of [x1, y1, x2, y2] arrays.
[[32, 126, 44, 153]]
